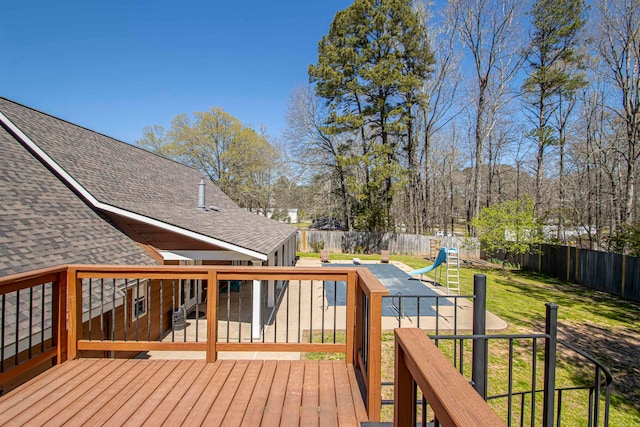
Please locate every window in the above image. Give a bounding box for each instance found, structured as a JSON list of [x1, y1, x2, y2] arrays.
[[131, 279, 148, 319]]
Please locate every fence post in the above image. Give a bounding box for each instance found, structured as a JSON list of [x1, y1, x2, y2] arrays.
[[543, 303, 558, 427], [472, 274, 488, 399]]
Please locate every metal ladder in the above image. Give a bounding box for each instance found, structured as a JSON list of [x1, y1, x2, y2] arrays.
[[446, 246, 460, 295]]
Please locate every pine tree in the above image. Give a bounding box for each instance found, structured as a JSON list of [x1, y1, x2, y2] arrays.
[[523, 0, 586, 215], [308, 0, 434, 231]]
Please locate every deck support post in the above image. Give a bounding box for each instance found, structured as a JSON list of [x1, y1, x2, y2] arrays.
[[472, 274, 488, 399]]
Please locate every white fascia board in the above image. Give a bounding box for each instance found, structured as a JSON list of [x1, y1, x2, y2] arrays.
[[0, 111, 267, 261], [159, 250, 257, 261]]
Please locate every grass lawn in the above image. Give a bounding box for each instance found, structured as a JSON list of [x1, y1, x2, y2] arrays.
[[298, 252, 640, 426]]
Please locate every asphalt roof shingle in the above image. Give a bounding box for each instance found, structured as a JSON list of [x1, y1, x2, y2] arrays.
[[0, 98, 297, 257], [0, 126, 157, 277]]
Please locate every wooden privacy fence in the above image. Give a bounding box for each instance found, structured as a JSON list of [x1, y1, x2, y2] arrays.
[[521, 244, 640, 302], [298, 230, 480, 259]]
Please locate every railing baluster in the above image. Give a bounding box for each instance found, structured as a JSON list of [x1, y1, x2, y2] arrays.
[[298, 279, 302, 343], [15, 289, 20, 366], [159, 279, 164, 342], [459, 338, 464, 374], [417, 297, 421, 328], [28, 287, 33, 359], [238, 280, 243, 343], [589, 388, 594, 427], [226, 280, 231, 342], [249, 278, 253, 343], [321, 279, 325, 343], [196, 280, 200, 342], [453, 321, 457, 367], [147, 280, 151, 342], [435, 298, 440, 345], [123, 279, 128, 342], [135, 279, 140, 342], [1, 293, 5, 373], [508, 338, 514, 426], [285, 279, 290, 343], [273, 281, 278, 343], [531, 338, 538, 426], [88, 278, 92, 340], [184, 281, 188, 343], [333, 280, 337, 344], [454, 296, 458, 335], [226, 280, 231, 343], [40, 283, 46, 353], [557, 389, 563, 427], [309, 280, 313, 343], [594, 367, 601, 427], [100, 279, 104, 341], [171, 280, 175, 342], [112, 279, 116, 341]]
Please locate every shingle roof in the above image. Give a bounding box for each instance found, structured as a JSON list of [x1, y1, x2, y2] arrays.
[[0, 126, 157, 277], [0, 98, 297, 257]]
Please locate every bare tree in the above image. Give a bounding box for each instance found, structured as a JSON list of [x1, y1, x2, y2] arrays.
[[594, 0, 640, 225], [448, 0, 526, 233], [283, 85, 354, 229], [412, 0, 464, 235]]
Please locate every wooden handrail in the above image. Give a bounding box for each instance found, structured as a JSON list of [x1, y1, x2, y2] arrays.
[[0, 265, 68, 294], [394, 328, 507, 427]]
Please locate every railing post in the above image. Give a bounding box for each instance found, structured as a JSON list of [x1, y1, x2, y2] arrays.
[[543, 303, 558, 427], [472, 274, 488, 399], [366, 286, 383, 421], [66, 268, 80, 360], [206, 270, 218, 363], [55, 269, 68, 364], [346, 271, 357, 365], [394, 330, 416, 427]]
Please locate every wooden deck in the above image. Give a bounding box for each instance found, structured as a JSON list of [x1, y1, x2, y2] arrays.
[[0, 359, 368, 426]]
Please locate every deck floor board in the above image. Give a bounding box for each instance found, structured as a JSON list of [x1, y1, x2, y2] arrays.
[[240, 360, 278, 426], [0, 359, 367, 426]]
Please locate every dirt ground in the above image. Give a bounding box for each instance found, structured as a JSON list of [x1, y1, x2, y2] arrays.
[[559, 321, 640, 414]]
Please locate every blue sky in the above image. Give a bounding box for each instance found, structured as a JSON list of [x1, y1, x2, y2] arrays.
[[1, 1, 353, 144]]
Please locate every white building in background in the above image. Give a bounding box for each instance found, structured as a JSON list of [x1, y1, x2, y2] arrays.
[[251, 208, 299, 224]]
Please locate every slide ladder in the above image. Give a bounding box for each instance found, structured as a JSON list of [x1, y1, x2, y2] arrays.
[[446, 246, 460, 295]]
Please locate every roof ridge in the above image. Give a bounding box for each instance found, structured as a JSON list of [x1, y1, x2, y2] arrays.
[[0, 96, 203, 173]]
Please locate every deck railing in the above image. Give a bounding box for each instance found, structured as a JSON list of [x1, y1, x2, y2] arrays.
[[394, 327, 507, 426], [387, 274, 613, 426], [0, 266, 67, 393], [1, 266, 613, 424], [0, 264, 387, 420]]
